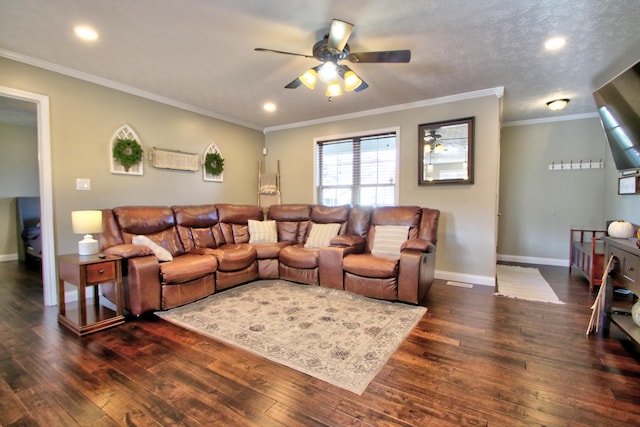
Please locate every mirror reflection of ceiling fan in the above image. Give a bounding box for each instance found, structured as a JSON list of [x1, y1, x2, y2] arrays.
[[255, 19, 411, 99], [424, 129, 446, 154]]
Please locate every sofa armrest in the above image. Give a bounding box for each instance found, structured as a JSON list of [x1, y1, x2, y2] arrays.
[[401, 238, 435, 253], [124, 255, 162, 316], [103, 243, 154, 259], [319, 242, 365, 289], [330, 234, 365, 249]]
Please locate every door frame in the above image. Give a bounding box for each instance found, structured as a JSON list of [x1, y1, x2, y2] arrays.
[[1, 85, 56, 306]]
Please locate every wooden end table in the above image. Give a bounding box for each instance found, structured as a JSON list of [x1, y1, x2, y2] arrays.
[[57, 253, 124, 336]]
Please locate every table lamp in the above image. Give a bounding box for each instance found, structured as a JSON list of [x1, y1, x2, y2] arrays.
[[71, 210, 103, 256]]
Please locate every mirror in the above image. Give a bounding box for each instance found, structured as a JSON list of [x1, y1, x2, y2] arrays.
[[418, 117, 474, 185]]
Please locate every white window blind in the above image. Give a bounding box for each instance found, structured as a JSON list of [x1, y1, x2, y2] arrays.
[[316, 132, 397, 206]]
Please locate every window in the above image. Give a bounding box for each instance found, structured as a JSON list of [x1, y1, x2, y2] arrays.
[[316, 130, 397, 206]]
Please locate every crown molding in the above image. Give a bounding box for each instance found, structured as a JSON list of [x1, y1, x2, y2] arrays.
[[502, 112, 599, 128], [0, 49, 264, 131], [264, 86, 505, 133]]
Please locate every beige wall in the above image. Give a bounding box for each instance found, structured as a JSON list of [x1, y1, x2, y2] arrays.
[[0, 58, 264, 255], [264, 94, 502, 285], [0, 122, 39, 257], [499, 118, 607, 264]]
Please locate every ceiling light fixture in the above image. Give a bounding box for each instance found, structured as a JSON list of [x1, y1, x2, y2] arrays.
[[544, 36, 566, 50], [317, 61, 338, 83], [546, 98, 570, 111], [263, 102, 276, 112], [74, 25, 99, 42]]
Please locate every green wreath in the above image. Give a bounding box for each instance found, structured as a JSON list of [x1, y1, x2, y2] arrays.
[[204, 152, 225, 175], [113, 138, 143, 171]]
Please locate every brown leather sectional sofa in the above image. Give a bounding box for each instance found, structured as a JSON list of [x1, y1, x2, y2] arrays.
[[98, 203, 440, 316]]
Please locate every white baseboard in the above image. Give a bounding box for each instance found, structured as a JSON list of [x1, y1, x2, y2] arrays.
[[497, 254, 569, 267], [0, 253, 19, 262], [435, 270, 495, 287]]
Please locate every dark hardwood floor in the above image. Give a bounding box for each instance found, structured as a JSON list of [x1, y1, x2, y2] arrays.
[[1, 260, 639, 426]]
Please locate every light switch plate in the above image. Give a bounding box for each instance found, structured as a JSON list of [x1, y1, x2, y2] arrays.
[[76, 178, 91, 191]]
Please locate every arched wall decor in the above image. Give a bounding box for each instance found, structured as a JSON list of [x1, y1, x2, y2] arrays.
[[203, 142, 224, 182], [110, 124, 144, 175]]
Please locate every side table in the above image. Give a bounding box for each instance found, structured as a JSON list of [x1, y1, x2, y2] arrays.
[[57, 253, 124, 336]]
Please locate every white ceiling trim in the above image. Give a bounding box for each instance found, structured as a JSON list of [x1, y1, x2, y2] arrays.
[[502, 112, 599, 128], [264, 87, 505, 133], [0, 48, 264, 131]]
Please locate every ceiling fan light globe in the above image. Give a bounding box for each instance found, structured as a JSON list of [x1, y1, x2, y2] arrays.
[[318, 62, 338, 83], [300, 69, 317, 89], [326, 80, 343, 97], [434, 143, 445, 154], [343, 71, 362, 91]]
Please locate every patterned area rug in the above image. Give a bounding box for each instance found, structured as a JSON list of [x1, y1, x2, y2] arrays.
[[495, 265, 564, 304], [156, 280, 427, 395]]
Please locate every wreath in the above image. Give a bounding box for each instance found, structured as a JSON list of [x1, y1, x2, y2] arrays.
[[113, 138, 143, 171], [204, 151, 225, 175]]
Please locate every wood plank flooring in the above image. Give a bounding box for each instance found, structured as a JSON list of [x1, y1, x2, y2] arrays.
[[1, 260, 639, 426]]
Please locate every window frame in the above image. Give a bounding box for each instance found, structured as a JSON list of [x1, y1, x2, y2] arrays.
[[313, 127, 400, 206]]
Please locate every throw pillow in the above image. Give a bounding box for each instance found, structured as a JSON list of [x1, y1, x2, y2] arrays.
[[132, 235, 173, 262], [304, 223, 341, 248], [371, 225, 410, 259], [248, 219, 277, 243]]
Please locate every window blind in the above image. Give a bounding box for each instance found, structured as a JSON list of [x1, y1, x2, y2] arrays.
[[316, 132, 397, 206]]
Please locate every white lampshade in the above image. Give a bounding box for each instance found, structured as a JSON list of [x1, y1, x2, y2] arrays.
[[71, 210, 103, 256]]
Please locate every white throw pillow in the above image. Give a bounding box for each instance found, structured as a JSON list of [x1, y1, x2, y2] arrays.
[[371, 225, 410, 259], [248, 219, 277, 243], [304, 223, 341, 248], [132, 235, 173, 262]]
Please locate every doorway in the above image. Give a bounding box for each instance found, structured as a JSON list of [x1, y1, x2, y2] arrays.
[[0, 86, 56, 306]]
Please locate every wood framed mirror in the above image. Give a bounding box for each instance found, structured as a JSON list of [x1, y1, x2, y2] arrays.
[[418, 116, 474, 185]]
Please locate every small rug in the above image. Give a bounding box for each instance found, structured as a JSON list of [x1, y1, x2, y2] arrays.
[[495, 265, 564, 304], [156, 280, 426, 395]]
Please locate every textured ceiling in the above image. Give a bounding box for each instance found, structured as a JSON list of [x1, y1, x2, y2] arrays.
[[1, 0, 639, 130]]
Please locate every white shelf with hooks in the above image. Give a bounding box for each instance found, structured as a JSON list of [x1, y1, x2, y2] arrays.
[[548, 160, 604, 171]]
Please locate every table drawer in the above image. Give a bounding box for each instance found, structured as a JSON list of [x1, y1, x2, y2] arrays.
[[86, 261, 116, 283], [609, 246, 639, 284]]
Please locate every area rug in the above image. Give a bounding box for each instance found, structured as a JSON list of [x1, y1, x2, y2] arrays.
[[156, 280, 426, 395], [495, 265, 564, 304]]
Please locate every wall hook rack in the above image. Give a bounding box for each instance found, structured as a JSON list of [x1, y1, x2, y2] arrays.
[[548, 159, 604, 171]]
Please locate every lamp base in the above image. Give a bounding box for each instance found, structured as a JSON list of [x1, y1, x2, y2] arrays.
[[78, 234, 99, 256]]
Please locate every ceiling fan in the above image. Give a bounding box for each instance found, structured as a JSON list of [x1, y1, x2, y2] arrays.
[[255, 19, 411, 98]]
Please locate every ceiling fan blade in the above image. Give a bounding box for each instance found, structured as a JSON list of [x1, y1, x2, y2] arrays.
[[255, 48, 314, 59], [348, 49, 411, 63], [327, 19, 355, 53], [285, 78, 302, 89]]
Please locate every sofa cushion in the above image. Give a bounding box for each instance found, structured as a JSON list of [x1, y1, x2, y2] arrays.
[[213, 244, 256, 271], [371, 225, 409, 259], [304, 223, 341, 248], [279, 244, 318, 269], [253, 241, 291, 259], [159, 253, 217, 284], [248, 220, 277, 243], [132, 235, 173, 262], [343, 253, 398, 278]]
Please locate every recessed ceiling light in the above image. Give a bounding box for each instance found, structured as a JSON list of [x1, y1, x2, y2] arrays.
[[263, 102, 276, 112], [544, 37, 566, 51], [74, 25, 99, 42]]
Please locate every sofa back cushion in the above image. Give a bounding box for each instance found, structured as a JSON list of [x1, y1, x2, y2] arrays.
[[172, 204, 222, 251], [346, 205, 373, 239], [216, 204, 264, 244], [366, 206, 422, 253], [98, 209, 124, 250], [113, 206, 185, 256], [266, 204, 311, 243]]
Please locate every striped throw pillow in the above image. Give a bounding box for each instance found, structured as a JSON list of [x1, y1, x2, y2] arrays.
[[371, 225, 409, 259], [248, 220, 277, 243], [304, 223, 341, 248]]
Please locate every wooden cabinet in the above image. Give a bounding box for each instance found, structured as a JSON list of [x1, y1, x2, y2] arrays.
[[569, 227, 606, 292], [57, 253, 124, 336], [603, 237, 640, 343]]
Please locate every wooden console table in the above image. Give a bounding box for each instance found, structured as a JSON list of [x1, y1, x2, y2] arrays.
[[57, 253, 124, 336], [603, 236, 640, 343]]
